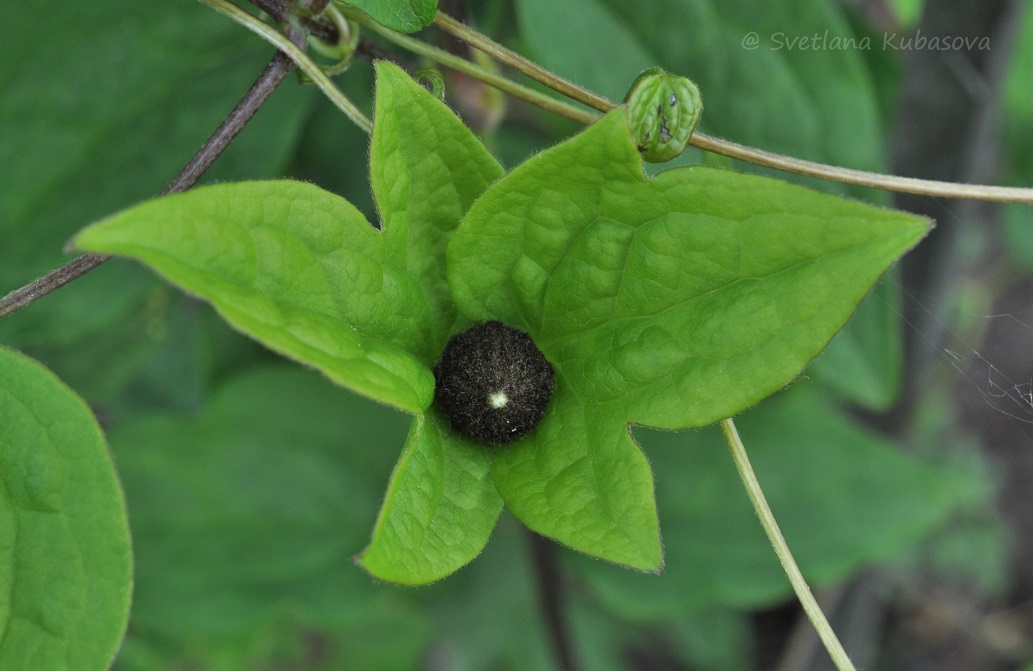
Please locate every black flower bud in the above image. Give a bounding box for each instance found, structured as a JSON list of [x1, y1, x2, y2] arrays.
[[433, 321, 554, 445]]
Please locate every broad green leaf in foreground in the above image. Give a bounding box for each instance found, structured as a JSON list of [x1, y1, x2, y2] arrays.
[[369, 59, 507, 352], [528, 0, 905, 410], [448, 108, 930, 573], [357, 62, 506, 583], [74, 63, 930, 584], [74, 61, 502, 416], [0, 347, 132, 670], [76, 62, 505, 584], [75, 179, 436, 413], [357, 411, 504, 584]]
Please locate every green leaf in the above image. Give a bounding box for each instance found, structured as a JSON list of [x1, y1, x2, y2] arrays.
[[75, 62, 509, 585], [491, 382, 661, 570], [338, 0, 438, 33], [451, 109, 929, 427], [73, 62, 503, 418], [578, 384, 966, 615], [0, 347, 131, 670], [370, 61, 506, 352], [74, 180, 436, 414], [357, 62, 509, 584], [357, 411, 504, 584], [449, 109, 928, 570], [344, 61, 507, 584], [107, 364, 429, 667]]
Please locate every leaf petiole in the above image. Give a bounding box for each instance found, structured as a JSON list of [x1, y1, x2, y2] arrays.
[[433, 11, 614, 114], [719, 417, 858, 671], [342, 7, 599, 125]]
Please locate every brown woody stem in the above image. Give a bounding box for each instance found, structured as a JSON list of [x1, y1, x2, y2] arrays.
[[0, 27, 307, 321]]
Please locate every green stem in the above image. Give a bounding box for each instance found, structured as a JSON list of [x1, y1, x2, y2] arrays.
[[433, 11, 1033, 204], [691, 134, 1033, 203], [197, 0, 372, 133], [195, 3, 1033, 203], [434, 11, 614, 114], [719, 418, 857, 671], [0, 39, 303, 320], [346, 8, 598, 125]]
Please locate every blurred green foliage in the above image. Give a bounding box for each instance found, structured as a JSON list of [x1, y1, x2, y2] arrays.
[[1002, 3, 1033, 271], [1, 0, 1022, 668]]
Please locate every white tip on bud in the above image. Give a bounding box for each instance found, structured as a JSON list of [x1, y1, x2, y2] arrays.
[[488, 391, 509, 409]]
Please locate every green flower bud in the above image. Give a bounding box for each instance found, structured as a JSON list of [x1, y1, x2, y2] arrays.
[[624, 67, 703, 163]]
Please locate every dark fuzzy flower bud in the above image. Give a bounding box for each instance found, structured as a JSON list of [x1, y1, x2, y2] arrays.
[[434, 321, 554, 445]]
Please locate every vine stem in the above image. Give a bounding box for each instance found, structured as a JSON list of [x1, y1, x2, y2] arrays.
[[0, 27, 308, 321], [0, 254, 111, 320], [432, 12, 612, 114], [197, 0, 372, 133], [527, 529, 580, 671], [432, 11, 1033, 204], [689, 134, 1033, 202], [344, 8, 597, 125], [719, 418, 857, 671]]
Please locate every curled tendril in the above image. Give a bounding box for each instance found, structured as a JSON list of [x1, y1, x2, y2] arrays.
[[414, 68, 446, 100], [304, 4, 359, 77]]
